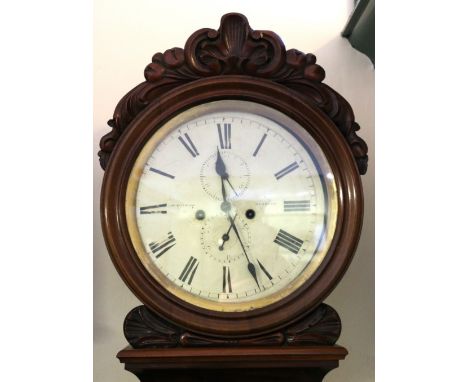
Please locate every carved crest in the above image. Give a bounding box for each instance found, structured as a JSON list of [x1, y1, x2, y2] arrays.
[[99, 13, 368, 174]]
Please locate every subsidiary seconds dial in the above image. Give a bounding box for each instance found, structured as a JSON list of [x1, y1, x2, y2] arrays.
[[125, 100, 338, 312]]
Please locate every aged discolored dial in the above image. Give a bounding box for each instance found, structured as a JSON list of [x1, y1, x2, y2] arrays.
[[125, 100, 338, 312]]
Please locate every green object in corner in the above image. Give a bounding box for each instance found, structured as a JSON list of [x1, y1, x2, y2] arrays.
[[342, 0, 375, 66]]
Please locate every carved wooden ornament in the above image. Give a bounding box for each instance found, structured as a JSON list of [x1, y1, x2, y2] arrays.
[[99, 13, 368, 174], [124, 304, 341, 348]]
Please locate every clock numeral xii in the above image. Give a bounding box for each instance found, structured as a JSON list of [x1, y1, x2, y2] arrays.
[[217, 123, 232, 149]]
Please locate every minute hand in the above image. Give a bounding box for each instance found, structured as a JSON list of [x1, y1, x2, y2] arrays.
[[227, 214, 260, 289], [216, 148, 259, 288]]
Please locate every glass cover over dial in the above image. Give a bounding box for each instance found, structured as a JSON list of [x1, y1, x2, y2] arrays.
[[125, 100, 338, 312]]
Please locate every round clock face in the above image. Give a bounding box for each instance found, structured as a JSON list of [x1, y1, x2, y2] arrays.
[[125, 100, 338, 312]]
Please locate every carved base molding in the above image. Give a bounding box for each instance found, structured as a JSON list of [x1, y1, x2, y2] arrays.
[[117, 345, 348, 382], [124, 303, 341, 348]]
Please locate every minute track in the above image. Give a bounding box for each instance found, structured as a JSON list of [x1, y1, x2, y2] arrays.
[[128, 102, 336, 310]]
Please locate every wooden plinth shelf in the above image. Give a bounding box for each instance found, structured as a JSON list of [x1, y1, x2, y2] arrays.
[[117, 345, 348, 382]]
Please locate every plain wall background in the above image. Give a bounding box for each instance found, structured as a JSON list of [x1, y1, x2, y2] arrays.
[[93, 1, 374, 381]]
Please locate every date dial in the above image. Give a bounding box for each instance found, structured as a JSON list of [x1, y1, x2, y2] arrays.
[[200, 215, 251, 264]]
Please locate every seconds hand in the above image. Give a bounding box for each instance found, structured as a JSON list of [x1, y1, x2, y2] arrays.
[[215, 148, 260, 289]]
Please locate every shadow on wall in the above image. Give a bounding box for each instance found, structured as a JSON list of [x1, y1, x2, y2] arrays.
[[342, 0, 375, 65]]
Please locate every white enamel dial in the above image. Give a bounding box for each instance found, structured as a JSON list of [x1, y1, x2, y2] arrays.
[[126, 101, 338, 312]]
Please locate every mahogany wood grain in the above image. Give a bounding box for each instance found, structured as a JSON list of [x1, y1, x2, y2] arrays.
[[99, 9, 367, 352], [117, 345, 348, 382], [99, 13, 368, 174], [98, 11, 369, 381], [124, 303, 341, 348], [101, 76, 364, 336]]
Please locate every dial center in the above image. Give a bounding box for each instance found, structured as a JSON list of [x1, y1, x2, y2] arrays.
[[220, 201, 231, 212]]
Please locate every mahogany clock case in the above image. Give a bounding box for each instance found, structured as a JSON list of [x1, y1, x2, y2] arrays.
[[99, 13, 367, 339], [101, 78, 363, 337]]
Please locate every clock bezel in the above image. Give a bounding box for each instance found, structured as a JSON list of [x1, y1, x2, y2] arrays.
[[124, 99, 339, 312], [101, 76, 363, 336]]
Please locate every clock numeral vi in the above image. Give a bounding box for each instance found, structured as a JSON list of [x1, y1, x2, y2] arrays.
[[179, 256, 199, 285], [222, 266, 232, 293], [274, 229, 304, 254], [217, 123, 232, 149], [149, 232, 176, 258]]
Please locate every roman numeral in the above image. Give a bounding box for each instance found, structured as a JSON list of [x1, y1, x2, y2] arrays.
[[149, 167, 175, 179], [178, 133, 199, 157], [217, 123, 232, 149], [274, 162, 299, 180], [257, 259, 272, 280], [283, 200, 311, 212], [148, 232, 176, 258], [274, 229, 304, 254], [179, 256, 199, 285], [222, 266, 232, 293], [252, 133, 267, 157], [139, 203, 167, 214]]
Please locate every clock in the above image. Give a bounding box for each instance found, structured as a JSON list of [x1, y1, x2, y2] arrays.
[[99, 13, 367, 340], [125, 99, 338, 313]]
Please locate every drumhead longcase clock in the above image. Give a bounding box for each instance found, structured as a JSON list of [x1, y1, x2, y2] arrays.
[[99, 13, 368, 344]]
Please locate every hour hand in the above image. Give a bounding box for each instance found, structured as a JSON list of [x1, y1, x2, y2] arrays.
[[215, 147, 227, 178], [216, 148, 238, 196]]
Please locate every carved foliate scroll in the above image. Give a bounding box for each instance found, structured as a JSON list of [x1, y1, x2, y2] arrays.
[[124, 304, 341, 348], [99, 13, 368, 174]]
